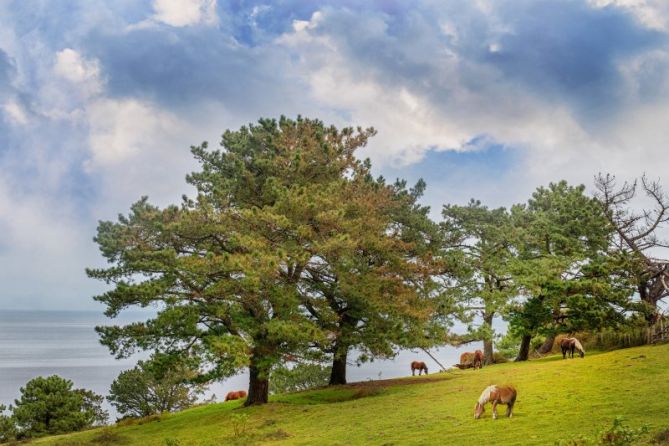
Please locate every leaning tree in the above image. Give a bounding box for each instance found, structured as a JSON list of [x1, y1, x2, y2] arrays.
[[595, 173, 669, 325]]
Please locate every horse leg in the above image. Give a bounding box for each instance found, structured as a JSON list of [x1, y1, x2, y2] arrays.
[[562, 347, 566, 359], [492, 401, 498, 420], [506, 403, 514, 418], [412, 369, 415, 376]]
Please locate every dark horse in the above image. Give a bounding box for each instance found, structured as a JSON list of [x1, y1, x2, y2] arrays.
[[560, 337, 585, 359], [411, 361, 428, 376]]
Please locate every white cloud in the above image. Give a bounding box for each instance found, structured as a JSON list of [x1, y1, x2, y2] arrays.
[[152, 0, 218, 27], [3, 100, 27, 125], [86, 98, 185, 167], [589, 0, 669, 30], [54, 48, 103, 96], [273, 5, 669, 204]]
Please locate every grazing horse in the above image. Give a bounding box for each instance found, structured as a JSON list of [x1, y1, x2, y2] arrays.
[[458, 350, 484, 369], [473, 350, 484, 369], [411, 361, 428, 376], [474, 385, 517, 419], [560, 337, 585, 359], [225, 390, 247, 402]]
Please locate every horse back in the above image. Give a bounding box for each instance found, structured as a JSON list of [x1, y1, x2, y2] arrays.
[[494, 386, 517, 404], [411, 361, 425, 370]]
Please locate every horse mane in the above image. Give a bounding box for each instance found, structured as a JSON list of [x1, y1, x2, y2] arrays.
[[572, 338, 585, 353], [478, 385, 497, 405]]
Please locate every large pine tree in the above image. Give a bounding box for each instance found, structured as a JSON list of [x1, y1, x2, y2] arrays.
[[88, 117, 450, 403]]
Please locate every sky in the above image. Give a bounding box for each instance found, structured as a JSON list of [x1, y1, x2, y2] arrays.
[[2, 0, 669, 310]]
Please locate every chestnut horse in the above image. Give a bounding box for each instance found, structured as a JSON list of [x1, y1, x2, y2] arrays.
[[474, 385, 517, 419], [459, 350, 484, 369], [225, 390, 247, 402], [411, 361, 428, 376], [560, 337, 585, 359]]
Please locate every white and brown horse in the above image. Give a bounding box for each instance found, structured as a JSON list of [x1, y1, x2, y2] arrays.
[[410, 361, 428, 376], [560, 337, 585, 359], [474, 385, 517, 419]]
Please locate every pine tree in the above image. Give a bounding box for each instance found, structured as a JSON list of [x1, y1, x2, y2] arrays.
[[441, 200, 515, 365], [88, 117, 451, 403], [509, 181, 635, 360]]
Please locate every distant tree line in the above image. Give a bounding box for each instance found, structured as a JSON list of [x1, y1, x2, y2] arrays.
[[86, 116, 669, 406]]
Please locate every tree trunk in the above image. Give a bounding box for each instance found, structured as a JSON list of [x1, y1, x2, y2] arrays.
[[537, 334, 556, 354], [483, 312, 494, 365], [515, 334, 532, 362], [329, 342, 348, 385], [640, 280, 662, 326], [245, 358, 270, 406]]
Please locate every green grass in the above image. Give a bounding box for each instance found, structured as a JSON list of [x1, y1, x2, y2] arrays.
[[32, 343, 669, 446]]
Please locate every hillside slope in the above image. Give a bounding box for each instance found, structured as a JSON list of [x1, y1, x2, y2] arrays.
[[35, 344, 669, 446]]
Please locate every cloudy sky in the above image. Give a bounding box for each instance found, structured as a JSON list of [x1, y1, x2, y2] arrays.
[[1, 0, 669, 310]]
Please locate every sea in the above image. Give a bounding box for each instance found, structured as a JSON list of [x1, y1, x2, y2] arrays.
[[0, 310, 478, 421]]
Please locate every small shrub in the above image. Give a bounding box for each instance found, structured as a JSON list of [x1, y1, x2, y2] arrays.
[[93, 426, 127, 445], [230, 413, 250, 438], [108, 354, 206, 419], [556, 417, 649, 446], [116, 413, 162, 427], [8, 375, 107, 439], [600, 417, 649, 445]]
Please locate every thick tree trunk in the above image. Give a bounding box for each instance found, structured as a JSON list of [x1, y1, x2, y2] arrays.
[[329, 342, 348, 385], [245, 358, 270, 406], [515, 334, 532, 362], [537, 334, 556, 354], [483, 312, 494, 365]]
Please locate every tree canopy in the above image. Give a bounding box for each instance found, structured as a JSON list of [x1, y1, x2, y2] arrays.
[[88, 116, 451, 404], [508, 181, 635, 360]]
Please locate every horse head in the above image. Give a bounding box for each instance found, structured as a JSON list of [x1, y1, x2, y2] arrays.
[[474, 402, 484, 419]]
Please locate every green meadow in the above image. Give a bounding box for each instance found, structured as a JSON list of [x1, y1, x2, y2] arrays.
[[35, 343, 669, 446]]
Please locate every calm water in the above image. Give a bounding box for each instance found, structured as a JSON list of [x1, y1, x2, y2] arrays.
[[0, 310, 478, 420]]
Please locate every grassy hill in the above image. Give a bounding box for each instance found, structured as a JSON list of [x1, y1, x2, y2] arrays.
[[34, 344, 669, 446]]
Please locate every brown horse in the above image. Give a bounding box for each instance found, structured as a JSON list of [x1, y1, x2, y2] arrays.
[[225, 390, 247, 402], [474, 385, 517, 419], [411, 361, 428, 376], [458, 350, 484, 369], [473, 350, 484, 369], [560, 337, 585, 359]]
